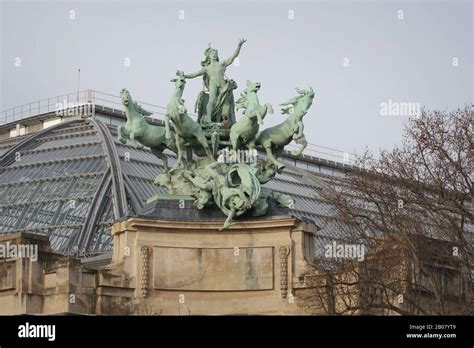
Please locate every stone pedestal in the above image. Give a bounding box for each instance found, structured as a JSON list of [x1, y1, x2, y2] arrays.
[[0, 201, 318, 315], [104, 200, 318, 315]]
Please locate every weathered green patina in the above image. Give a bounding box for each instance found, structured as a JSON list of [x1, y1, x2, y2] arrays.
[[178, 38, 246, 127], [118, 88, 177, 171], [165, 75, 214, 170], [182, 162, 261, 230], [256, 87, 314, 171], [230, 81, 273, 155], [119, 40, 314, 229]]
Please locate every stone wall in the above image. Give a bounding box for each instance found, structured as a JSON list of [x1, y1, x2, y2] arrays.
[[0, 216, 319, 315]]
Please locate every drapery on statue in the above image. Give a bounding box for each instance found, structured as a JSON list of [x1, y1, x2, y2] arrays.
[[182, 162, 261, 230], [177, 38, 246, 128]]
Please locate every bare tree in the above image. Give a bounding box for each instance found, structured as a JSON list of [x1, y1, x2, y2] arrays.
[[305, 106, 473, 315]]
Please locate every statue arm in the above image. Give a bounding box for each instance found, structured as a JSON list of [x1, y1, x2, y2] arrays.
[[179, 69, 205, 79], [223, 38, 246, 67], [221, 209, 235, 230]]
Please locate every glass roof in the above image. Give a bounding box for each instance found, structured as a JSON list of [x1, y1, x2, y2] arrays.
[[0, 115, 361, 257]]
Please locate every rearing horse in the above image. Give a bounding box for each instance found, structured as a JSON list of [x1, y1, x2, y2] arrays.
[[118, 88, 177, 171], [230, 80, 273, 155], [256, 87, 315, 171], [165, 75, 214, 170]]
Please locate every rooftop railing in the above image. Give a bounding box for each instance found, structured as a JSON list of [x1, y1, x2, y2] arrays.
[[0, 90, 357, 165], [0, 90, 172, 124]]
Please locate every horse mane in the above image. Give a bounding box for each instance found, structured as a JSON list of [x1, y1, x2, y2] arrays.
[[235, 91, 248, 111], [280, 94, 304, 114], [132, 100, 152, 116], [236, 82, 259, 111]]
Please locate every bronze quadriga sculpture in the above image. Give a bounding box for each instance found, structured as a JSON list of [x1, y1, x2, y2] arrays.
[[119, 39, 315, 229]]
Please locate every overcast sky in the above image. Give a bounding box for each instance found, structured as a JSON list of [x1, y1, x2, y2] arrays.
[[1, 0, 472, 158]]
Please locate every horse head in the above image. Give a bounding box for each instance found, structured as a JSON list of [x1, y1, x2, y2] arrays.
[[170, 74, 186, 91], [120, 88, 132, 107], [281, 87, 315, 115], [245, 80, 261, 93], [295, 87, 315, 99], [297, 87, 315, 111], [236, 80, 261, 111]]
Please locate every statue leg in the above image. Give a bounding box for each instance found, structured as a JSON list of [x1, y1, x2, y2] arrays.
[[204, 85, 218, 124], [133, 127, 144, 138], [292, 134, 308, 156], [247, 138, 256, 152], [255, 111, 263, 125], [211, 131, 220, 158], [219, 209, 236, 231], [195, 130, 214, 160], [117, 125, 129, 144], [129, 131, 144, 149], [229, 131, 239, 159], [264, 143, 285, 171], [265, 103, 274, 116], [172, 135, 186, 170], [151, 146, 168, 172]]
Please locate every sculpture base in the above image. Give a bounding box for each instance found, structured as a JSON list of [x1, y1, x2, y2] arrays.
[[0, 213, 318, 315], [146, 193, 194, 204], [106, 212, 318, 315], [140, 196, 291, 224]]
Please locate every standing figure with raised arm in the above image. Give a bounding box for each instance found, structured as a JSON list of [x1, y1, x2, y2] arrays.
[[177, 38, 246, 125]]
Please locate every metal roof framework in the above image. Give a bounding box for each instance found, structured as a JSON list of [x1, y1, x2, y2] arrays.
[[4, 98, 442, 264], [0, 113, 351, 256], [0, 117, 165, 255]]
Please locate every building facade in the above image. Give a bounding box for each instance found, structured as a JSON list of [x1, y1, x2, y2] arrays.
[[0, 91, 470, 315]]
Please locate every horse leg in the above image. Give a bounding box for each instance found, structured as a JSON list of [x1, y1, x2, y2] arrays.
[[292, 134, 307, 156], [265, 103, 274, 115], [251, 110, 263, 125], [261, 104, 273, 122], [247, 138, 256, 152], [211, 130, 219, 158], [151, 146, 169, 172], [117, 125, 129, 144], [196, 131, 214, 160], [171, 135, 186, 171], [129, 130, 144, 149], [130, 124, 145, 140], [247, 139, 258, 165], [264, 143, 285, 171], [229, 131, 239, 159]]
